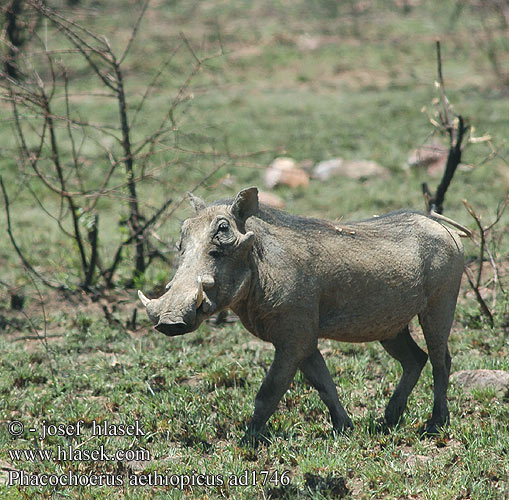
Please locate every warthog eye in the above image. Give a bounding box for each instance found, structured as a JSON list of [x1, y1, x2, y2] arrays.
[[213, 219, 234, 250], [218, 221, 229, 232]]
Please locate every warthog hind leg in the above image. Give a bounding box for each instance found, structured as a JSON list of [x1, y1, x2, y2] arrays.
[[419, 297, 456, 434], [381, 326, 428, 427]]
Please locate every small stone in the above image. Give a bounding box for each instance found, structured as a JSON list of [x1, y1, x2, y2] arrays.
[[264, 157, 309, 189], [313, 158, 344, 181], [314, 158, 388, 181], [408, 141, 448, 176], [451, 369, 509, 394]]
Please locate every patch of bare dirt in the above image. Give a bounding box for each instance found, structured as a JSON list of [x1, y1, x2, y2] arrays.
[[0, 287, 145, 348]]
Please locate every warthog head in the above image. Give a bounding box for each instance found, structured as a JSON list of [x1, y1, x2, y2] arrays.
[[138, 187, 258, 336]]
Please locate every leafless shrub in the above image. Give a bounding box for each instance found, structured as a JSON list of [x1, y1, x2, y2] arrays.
[[462, 197, 508, 327], [421, 41, 469, 215], [419, 40, 508, 325], [0, 1, 232, 291]]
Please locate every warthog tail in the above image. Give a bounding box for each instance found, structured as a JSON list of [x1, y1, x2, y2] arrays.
[[430, 210, 472, 238]]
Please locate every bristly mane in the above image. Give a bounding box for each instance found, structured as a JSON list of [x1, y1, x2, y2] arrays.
[[211, 198, 422, 235]]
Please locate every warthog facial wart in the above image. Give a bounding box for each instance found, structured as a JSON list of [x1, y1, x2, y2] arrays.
[[139, 187, 466, 441]]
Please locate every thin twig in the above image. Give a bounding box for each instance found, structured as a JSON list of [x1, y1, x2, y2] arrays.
[[110, 56, 146, 275], [436, 39, 452, 137], [63, 68, 85, 193], [130, 41, 184, 131], [180, 31, 201, 65], [154, 160, 227, 231], [118, 0, 150, 65], [25, 273, 57, 381], [0, 176, 59, 289], [464, 267, 494, 327], [30, 0, 108, 47], [461, 198, 506, 327], [422, 41, 468, 214], [47, 18, 118, 91], [40, 88, 89, 276], [104, 196, 173, 285], [462, 199, 485, 288], [26, 182, 75, 240]]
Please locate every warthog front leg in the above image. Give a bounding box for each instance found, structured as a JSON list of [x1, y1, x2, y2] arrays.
[[299, 349, 353, 432], [380, 326, 428, 427], [244, 348, 301, 442]]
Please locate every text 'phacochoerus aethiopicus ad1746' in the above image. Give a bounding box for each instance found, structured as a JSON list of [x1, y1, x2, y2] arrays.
[[138, 187, 470, 443]]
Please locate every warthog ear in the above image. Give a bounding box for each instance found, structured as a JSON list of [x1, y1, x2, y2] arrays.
[[231, 187, 259, 223], [187, 192, 207, 213]]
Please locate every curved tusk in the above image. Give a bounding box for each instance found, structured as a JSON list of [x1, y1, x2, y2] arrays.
[[196, 277, 204, 309], [138, 290, 151, 307], [201, 275, 215, 289]]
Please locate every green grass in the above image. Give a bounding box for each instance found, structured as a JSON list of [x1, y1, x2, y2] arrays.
[[1, 0, 508, 498], [0, 309, 508, 499]]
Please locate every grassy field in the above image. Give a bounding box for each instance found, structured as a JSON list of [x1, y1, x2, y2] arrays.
[[1, 0, 508, 498]]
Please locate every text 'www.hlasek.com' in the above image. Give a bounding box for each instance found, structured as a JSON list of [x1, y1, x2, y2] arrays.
[[5, 419, 291, 489]]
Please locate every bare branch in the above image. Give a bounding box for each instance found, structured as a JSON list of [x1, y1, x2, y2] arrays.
[[422, 41, 468, 214], [24, 273, 57, 381], [154, 160, 227, 231], [464, 266, 494, 327], [118, 0, 150, 65], [104, 196, 173, 286], [461, 198, 507, 327], [435, 39, 452, 138], [130, 41, 184, 131], [84, 215, 99, 289], [110, 58, 145, 275], [40, 87, 89, 277], [180, 31, 201, 65], [38, 12, 118, 91], [2, 0, 230, 290], [0, 176, 59, 289], [29, 0, 109, 50], [63, 67, 85, 193]]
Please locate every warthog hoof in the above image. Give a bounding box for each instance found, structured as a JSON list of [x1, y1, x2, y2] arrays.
[[332, 417, 354, 436], [419, 419, 449, 437], [240, 429, 272, 448]]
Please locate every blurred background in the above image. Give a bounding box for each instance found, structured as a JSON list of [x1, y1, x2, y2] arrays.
[[1, 0, 507, 292]]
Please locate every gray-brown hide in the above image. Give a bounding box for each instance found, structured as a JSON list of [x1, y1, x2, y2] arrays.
[[139, 187, 464, 438]]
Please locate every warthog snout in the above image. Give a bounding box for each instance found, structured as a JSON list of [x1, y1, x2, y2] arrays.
[[138, 275, 216, 336], [154, 318, 189, 336]]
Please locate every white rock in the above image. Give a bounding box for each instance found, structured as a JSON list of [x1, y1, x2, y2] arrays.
[[314, 158, 388, 181], [314, 158, 344, 181], [264, 157, 309, 189]]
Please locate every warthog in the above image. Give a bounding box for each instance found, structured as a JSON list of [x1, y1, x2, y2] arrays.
[[139, 187, 466, 440]]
